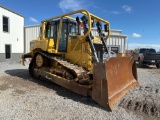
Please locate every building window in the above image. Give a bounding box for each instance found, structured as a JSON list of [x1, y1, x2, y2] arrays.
[[5, 45, 11, 59], [3, 16, 9, 32]]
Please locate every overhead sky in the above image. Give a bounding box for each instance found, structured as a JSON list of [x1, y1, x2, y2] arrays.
[[1, 0, 160, 51]]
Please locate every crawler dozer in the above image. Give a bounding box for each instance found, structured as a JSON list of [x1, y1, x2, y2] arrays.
[[22, 9, 140, 111]]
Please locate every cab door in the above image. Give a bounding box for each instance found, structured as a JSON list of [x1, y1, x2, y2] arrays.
[[58, 23, 68, 52], [45, 22, 58, 52]]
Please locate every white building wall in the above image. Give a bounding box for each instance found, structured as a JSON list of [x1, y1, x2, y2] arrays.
[[0, 6, 24, 62], [0, 6, 24, 53]]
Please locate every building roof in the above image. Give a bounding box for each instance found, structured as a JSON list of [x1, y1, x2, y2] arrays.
[[24, 24, 41, 28], [0, 5, 24, 18], [110, 34, 128, 38]]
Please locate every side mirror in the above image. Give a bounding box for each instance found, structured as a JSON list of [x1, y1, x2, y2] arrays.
[[104, 24, 108, 32]]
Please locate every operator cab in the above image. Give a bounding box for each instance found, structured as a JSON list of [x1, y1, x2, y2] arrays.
[[45, 19, 77, 52]]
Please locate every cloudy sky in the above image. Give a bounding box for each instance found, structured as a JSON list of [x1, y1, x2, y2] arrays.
[[1, 0, 160, 51]]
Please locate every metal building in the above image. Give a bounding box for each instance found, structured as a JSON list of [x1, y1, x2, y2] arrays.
[[91, 28, 127, 54], [24, 25, 127, 54], [24, 25, 40, 54], [0, 5, 24, 62]]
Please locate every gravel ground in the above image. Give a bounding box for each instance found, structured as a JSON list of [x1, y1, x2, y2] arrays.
[[0, 61, 159, 120]]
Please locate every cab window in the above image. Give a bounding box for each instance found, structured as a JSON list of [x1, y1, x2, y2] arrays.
[[69, 23, 76, 35], [46, 22, 57, 38], [58, 23, 67, 52]]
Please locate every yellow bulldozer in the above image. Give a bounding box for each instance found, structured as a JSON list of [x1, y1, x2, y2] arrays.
[[22, 9, 140, 111]]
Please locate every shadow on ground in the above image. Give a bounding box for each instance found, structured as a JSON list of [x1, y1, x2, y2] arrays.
[[5, 69, 110, 112]]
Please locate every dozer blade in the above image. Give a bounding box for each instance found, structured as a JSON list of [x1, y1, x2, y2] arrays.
[[92, 57, 140, 111]]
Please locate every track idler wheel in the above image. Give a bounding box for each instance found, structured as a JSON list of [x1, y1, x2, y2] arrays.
[[36, 54, 44, 68]]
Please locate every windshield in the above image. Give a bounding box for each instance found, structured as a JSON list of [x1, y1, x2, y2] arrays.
[[139, 49, 156, 54]]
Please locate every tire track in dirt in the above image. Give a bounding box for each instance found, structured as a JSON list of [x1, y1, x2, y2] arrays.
[[119, 98, 160, 118], [138, 86, 159, 94], [119, 86, 160, 119]]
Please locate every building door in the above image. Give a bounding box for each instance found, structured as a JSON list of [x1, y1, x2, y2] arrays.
[[5, 45, 11, 59], [111, 47, 119, 53]]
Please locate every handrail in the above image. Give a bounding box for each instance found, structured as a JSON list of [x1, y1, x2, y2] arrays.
[[41, 9, 110, 42]]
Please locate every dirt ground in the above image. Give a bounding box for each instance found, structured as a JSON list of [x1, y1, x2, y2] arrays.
[[0, 62, 159, 120], [119, 65, 160, 120]]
